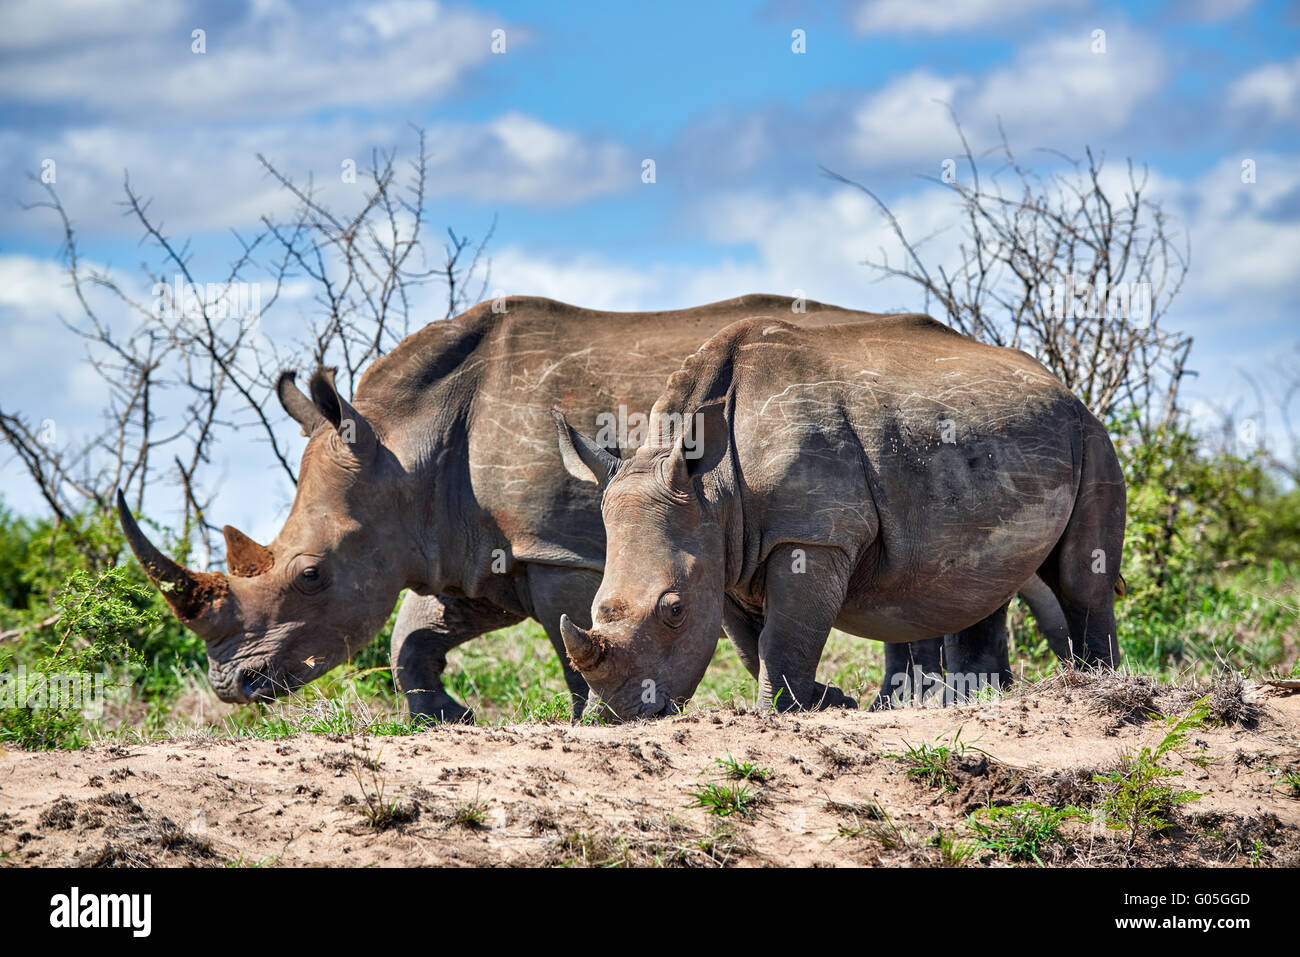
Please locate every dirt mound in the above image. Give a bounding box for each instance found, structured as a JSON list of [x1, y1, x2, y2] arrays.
[[2, 677, 1298, 867]]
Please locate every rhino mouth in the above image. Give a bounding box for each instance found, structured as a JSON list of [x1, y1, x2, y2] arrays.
[[210, 657, 327, 704]]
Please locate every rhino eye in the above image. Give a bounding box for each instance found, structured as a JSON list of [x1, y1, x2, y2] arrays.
[[657, 592, 686, 628], [296, 564, 327, 594]]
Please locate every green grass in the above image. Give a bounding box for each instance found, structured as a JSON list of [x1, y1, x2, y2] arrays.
[[450, 800, 491, 829], [686, 781, 761, 818], [715, 754, 772, 783], [966, 802, 1084, 865], [887, 727, 984, 792], [1, 556, 1295, 749]]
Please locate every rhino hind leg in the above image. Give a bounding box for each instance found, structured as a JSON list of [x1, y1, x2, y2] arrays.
[[942, 600, 1013, 700], [872, 638, 944, 710], [391, 593, 524, 723], [1037, 417, 1126, 667]]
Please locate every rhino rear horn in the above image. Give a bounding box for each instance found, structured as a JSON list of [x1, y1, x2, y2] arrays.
[[223, 525, 273, 577], [277, 370, 325, 436]]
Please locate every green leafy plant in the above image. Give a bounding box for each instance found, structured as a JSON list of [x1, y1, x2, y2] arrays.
[[1092, 699, 1210, 849], [1, 566, 154, 749]]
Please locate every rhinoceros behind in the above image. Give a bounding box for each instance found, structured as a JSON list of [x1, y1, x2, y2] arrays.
[[556, 314, 1126, 720], [117, 296, 1070, 719]]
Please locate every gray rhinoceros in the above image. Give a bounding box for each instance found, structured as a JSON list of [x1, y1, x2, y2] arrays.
[[116, 296, 1065, 721], [554, 313, 1126, 720]]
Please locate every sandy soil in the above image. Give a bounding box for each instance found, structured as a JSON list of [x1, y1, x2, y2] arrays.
[[3, 674, 1298, 867]]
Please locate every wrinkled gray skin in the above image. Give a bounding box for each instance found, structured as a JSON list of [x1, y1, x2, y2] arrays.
[[116, 295, 1067, 722], [556, 314, 1125, 721]]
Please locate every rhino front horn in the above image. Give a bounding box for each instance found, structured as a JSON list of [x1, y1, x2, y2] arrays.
[[559, 614, 606, 671], [116, 490, 229, 627]]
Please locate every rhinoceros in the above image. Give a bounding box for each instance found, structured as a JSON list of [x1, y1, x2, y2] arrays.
[[116, 296, 1066, 721], [554, 313, 1126, 720]]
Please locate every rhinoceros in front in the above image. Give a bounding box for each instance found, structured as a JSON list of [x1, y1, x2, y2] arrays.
[[556, 314, 1127, 721]]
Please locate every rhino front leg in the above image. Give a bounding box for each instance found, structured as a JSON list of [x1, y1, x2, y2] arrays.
[[391, 593, 524, 723], [524, 563, 602, 722], [721, 596, 763, 679], [757, 545, 857, 713]]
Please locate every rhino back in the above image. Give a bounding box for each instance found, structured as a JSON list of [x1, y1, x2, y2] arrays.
[[352, 295, 860, 575]]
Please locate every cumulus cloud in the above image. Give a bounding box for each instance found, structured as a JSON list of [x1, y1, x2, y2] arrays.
[[851, 0, 1078, 35], [3, 112, 629, 239], [850, 27, 1165, 167], [1226, 56, 1300, 121], [0, 0, 506, 121]]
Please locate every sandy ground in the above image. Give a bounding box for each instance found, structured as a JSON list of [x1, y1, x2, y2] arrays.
[[2, 675, 1298, 867]]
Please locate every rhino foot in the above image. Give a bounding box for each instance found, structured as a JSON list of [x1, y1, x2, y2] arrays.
[[772, 683, 858, 712], [407, 691, 476, 726], [811, 683, 858, 712]]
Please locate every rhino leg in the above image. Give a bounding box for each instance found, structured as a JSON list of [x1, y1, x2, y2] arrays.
[[523, 564, 601, 722], [721, 596, 763, 679], [872, 638, 945, 710], [757, 545, 857, 712], [1037, 417, 1126, 666], [942, 600, 1013, 700], [1016, 574, 1072, 662], [391, 593, 523, 723]]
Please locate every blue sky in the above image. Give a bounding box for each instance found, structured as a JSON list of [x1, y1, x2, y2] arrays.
[[1, 0, 1298, 537]]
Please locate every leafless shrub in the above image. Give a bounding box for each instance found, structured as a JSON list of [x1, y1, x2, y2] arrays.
[[826, 111, 1192, 437], [3, 128, 492, 567]]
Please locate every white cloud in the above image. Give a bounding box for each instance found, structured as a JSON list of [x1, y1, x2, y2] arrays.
[[851, 0, 1076, 35], [972, 29, 1164, 134], [1174, 154, 1300, 300], [0, 0, 185, 50], [4, 113, 629, 239], [851, 72, 967, 165], [1227, 56, 1300, 121], [848, 27, 1165, 167], [0, 0, 505, 121]]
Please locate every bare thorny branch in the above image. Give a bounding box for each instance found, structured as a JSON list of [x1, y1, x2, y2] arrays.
[[2, 128, 493, 568], [825, 113, 1194, 440]]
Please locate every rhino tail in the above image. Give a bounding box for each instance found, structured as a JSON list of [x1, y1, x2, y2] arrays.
[[1114, 572, 1127, 598]]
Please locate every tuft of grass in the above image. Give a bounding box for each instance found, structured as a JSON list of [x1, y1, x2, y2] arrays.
[[967, 802, 1083, 865], [935, 828, 977, 867], [835, 802, 906, 848], [715, 753, 772, 783], [450, 799, 491, 829], [686, 781, 760, 818], [888, 726, 983, 792], [1273, 768, 1300, 799]]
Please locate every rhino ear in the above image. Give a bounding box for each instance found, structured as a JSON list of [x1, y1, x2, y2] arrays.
[[551, 409, 620, 488], [277, 370, 325, 437], [309, 367, 376, 459], [669, 400, 728, 487]]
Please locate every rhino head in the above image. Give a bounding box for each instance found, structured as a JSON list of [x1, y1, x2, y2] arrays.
[[118, 369, 423, 703], [552, 401, 729, 722]]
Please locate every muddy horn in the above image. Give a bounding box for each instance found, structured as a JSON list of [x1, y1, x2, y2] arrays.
[[559, 614, 606, 671], [116, 489, 230, 627]]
